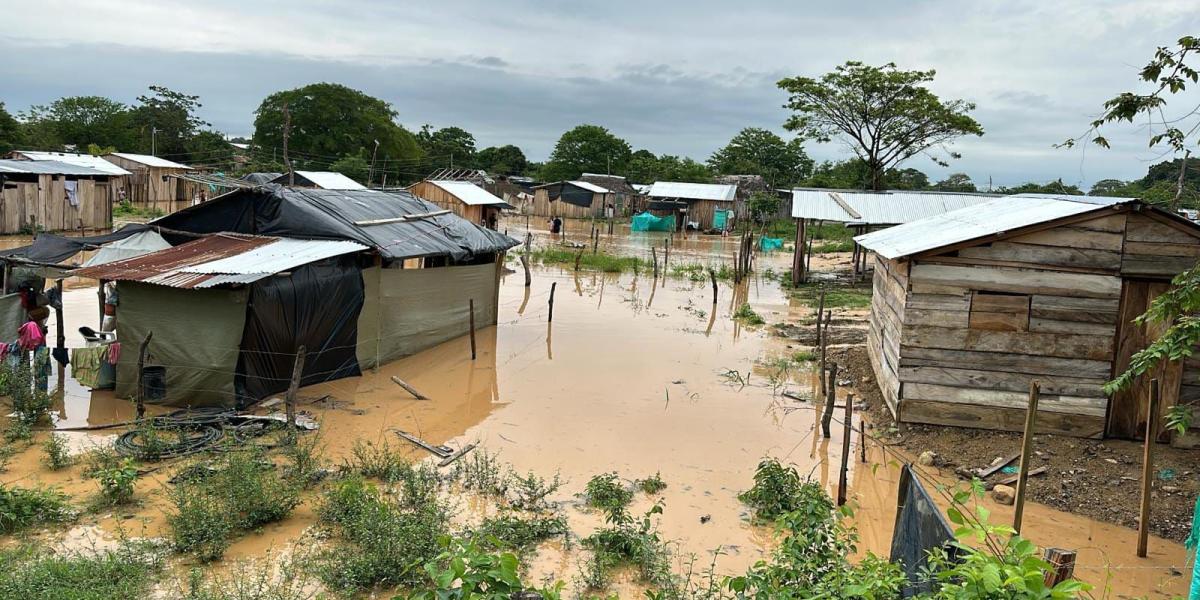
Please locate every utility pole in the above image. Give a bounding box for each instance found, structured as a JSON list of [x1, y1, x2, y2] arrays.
[[151, 127, 157, 156], [369, 139, 380, 187], [282, 102, 294, 185], [1171, 150, 1191, 213], [607, 155, 611, 175]]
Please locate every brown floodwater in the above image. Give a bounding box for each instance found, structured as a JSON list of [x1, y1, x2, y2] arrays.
[[0, 225, 1191, 598]]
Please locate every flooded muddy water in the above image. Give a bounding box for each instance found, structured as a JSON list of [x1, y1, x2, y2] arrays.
[[0, 225, 1192, 598]]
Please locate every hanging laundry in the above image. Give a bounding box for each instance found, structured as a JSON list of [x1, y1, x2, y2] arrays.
[[51, 346, 69, 367], [63, 180, 79, 207], [71, 346, 105, 389], [107, 342, 121, 365], [18, 321, 44, 350]]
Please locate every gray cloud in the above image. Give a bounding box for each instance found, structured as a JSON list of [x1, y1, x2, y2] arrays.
[[2, 0, 1199, 188]]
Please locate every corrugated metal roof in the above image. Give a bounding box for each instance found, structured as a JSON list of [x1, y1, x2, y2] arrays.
[[13, 151, 132, 175], [791, 189, 1001, 225], [72, 234, 367, 288], [281, 171, 366, 190], [428, 180, 508, 205], [0, 159, 115, 176], [568, 180, 609, 193], [855, 194, 1132, 259], [647, 181, 737, 201], [108, 152, 191, 169]]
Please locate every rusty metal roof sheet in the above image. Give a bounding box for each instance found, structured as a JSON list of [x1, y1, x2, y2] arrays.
[[72, 234, 367, 288]]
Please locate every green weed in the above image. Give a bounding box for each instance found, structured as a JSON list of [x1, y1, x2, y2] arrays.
[[451, 447, 510, 498], [41, 433, 73, 470], [581, 504, 675, 592], [584, 473, 633, 517], [474, 514, 569, 552], [733, 303, 766, 325], [737, 458, 806, 522], [638, 472, 667, 495], [345, 438, 411, 482], [179, 553, 316, 600], [0, 541, 165, 599], [410, 538, 564, 600], [0, 483, 75, 533], [95, 458, 138, 505], [509, 470, 563, 512]]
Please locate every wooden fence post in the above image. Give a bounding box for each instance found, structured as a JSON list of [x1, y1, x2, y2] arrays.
[[859, 421, 867, 462], [822, 362, 838, 438], [651, 247, 658, 279], [1137, 378, 1160, 557], [837, 394, 854, 506], [1013, 381, 1040, 534], [135, 332, 153, 420], [793, 219, 806, 286], [709, 268, 718, 305], [816, 289, 826, 397], [468, 299, 477, 360], [285, 345, 307, 443], [548, 282, 557, 323], [54, 279, 65, 351]]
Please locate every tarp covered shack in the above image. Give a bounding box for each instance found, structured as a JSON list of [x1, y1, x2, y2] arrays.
[[73, 185, 519, 408]]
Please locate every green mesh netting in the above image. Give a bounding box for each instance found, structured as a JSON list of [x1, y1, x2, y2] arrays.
[[631, 212, 675, 232]]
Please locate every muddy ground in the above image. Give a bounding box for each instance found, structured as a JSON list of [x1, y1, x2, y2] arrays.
[[822, 344, 1199, 544]]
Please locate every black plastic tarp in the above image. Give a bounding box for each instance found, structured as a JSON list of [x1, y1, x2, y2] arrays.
[[538, 182, 595, 208], [891, 465, 961, 597], [0, 224, 152, 264], [235, 255, 364, 403], [154, 185, 518, 262]]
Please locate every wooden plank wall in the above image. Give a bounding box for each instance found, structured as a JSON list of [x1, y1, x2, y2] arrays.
[[894, 212, 1131, 437], [0, 177, 113, 234], [867, 254, 907, 414]]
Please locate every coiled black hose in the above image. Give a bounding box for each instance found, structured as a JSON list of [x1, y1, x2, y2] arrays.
[[114, 408, 234, 460]]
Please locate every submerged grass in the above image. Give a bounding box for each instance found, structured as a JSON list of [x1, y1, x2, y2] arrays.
[[733, 303, 766, 325], [473, 514, 569, 553]]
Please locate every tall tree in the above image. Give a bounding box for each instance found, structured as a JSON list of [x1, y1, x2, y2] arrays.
[[624, 149, 711, 183], [130, 86, 209, 159], [1088, 178, 1135, 196], [476, 144, 527, 175], [416, 125, 477, 169], [252, 83, 422, 182], [541, 124, 631, 181], [778, 61, 984, 191], [0, 102, 20, 154], [707, 127, 812, 187], [804, 158, 932, 191], [997, 179, 1084, 195], [933, 172, 976, 192], [22, 96, 135, 151]]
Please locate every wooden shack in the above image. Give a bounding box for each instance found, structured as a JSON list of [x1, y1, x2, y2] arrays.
[[407, 180, 512, 228], [529, 181, 612, 219], [857, 194, 1200, 443], [0, 159, 116, 233], [102, 152, 197, 215], [646, 181, 738, 231]]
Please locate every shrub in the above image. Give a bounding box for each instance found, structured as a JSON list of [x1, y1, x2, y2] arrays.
[[509, 470, 563, 512], [584, 472, 633, 517], [581, 504, 674, 591], [95, 458, 138, 505], [41, 433, 73, 470], [170, 488, 233, 562], [737, 458, 805, 522], [346, 438, 411, 482], [450, 447, 510, 498], [0, 483, 74, 533], [638, 472, 667, 495], [0, 541, 164, 599], [410, 538, 564, 600], [179, 553, 315, 600], [474, 514, 569, 552]]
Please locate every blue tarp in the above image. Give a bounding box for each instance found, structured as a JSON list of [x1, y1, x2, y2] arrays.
[[631, 212, 675, 232], [760, 236, 784, 251]]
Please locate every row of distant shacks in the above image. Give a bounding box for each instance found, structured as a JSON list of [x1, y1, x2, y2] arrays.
[[0, 149, 782, 235]]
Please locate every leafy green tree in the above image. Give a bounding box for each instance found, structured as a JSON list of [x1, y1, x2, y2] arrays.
[[476, 144, 527, 175], [934, 172, 977, 192], [804, 158, 933, 191], [130, 86, 209, 159], [0, 103, 20, 154], [623, 150, 710, 183], [22, 96, 134, 151], [330, 150, 370, 183], [887, 168, 930, 190], [624, 149, 660, 183], [779, 61, 984, 191], [746, 191, 783, 223], [708, 127, 813, 187], [251, 83, 423, 180], [541, 124, 631, 181], [185, 131, 237, 170], [996, 179, 1084, 195], [416, 125, 476, 168], [1088, 178, 1134, 196]]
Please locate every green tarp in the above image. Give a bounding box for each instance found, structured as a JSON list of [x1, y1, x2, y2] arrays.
[[713, 210, 729, 230], [357, 263, 499, 369], [631, 212, 675, 232], [760, 236, 784, 251], [0, 294, 27, 341], [116, 283, 248, 407]]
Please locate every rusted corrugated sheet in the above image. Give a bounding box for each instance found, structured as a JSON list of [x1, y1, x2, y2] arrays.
[[73, 234, 274, 286]]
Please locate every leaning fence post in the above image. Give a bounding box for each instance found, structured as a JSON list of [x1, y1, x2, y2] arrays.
[[548, 282, 557, 323], [468, 299, 477, 360], [285, 346, 307, 443], [651, 247, 658, 279], [822, 362, 838, 438], [837, 394, 854, 506], [709, 268, 718, 305], [135, 331, 153, 420], [1137, 378, 1161, 557], [1013, 380, 1040, 535]]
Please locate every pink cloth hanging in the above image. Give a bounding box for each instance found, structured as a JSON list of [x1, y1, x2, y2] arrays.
[[18, 322, 44, 350], [107, 342, 121, 365]]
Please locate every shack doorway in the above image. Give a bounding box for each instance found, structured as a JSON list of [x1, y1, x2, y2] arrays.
[[1108, 279, 1178, 440]]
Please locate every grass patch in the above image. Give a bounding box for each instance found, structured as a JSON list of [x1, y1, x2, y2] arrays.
[[314, 475, 449, 592], [0, 483, 75, 532], [638, 472, 667, 495], [792, 351, 817, 362], [584, 472, 633, 517], [112, 202, 164, 220], [527, 247, 645, 273], [0, 541, 165, 600], [345, 438, 413, 483], [168, 448, 301, 561], [734, 303, 766, 325], [813, 239, 855, 253], [178, 553, 315, 600], [791, 283, 872, 309], [474, 514, 569, 553], [41, 433, 73, 470]]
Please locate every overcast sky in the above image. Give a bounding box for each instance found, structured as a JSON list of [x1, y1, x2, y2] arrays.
[[2, 0, 1198, 187]]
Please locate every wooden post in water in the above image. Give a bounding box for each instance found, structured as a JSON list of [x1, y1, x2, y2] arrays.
[[837, 394, 854, 506], [1042, 548, 1077, 587], [285, 345, 307, 443], [520, 254, 531, 287], [1013, 380, 1040, 535], [821, 362, 838, 438], [859, 421, 867, 462], [709, 268, 718, 305], [574, 249, 583, 271], [663, 238, 670, 272], [651, 247, 659, 279], [548, 282, 557, 323], [468, 299, 477, 360], [135, 331, 153, 420], [1137, 379, 1160, 558], [818, 297, 828, 400], [793, 219, 806, 286], [54, 279, 65, 351]]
